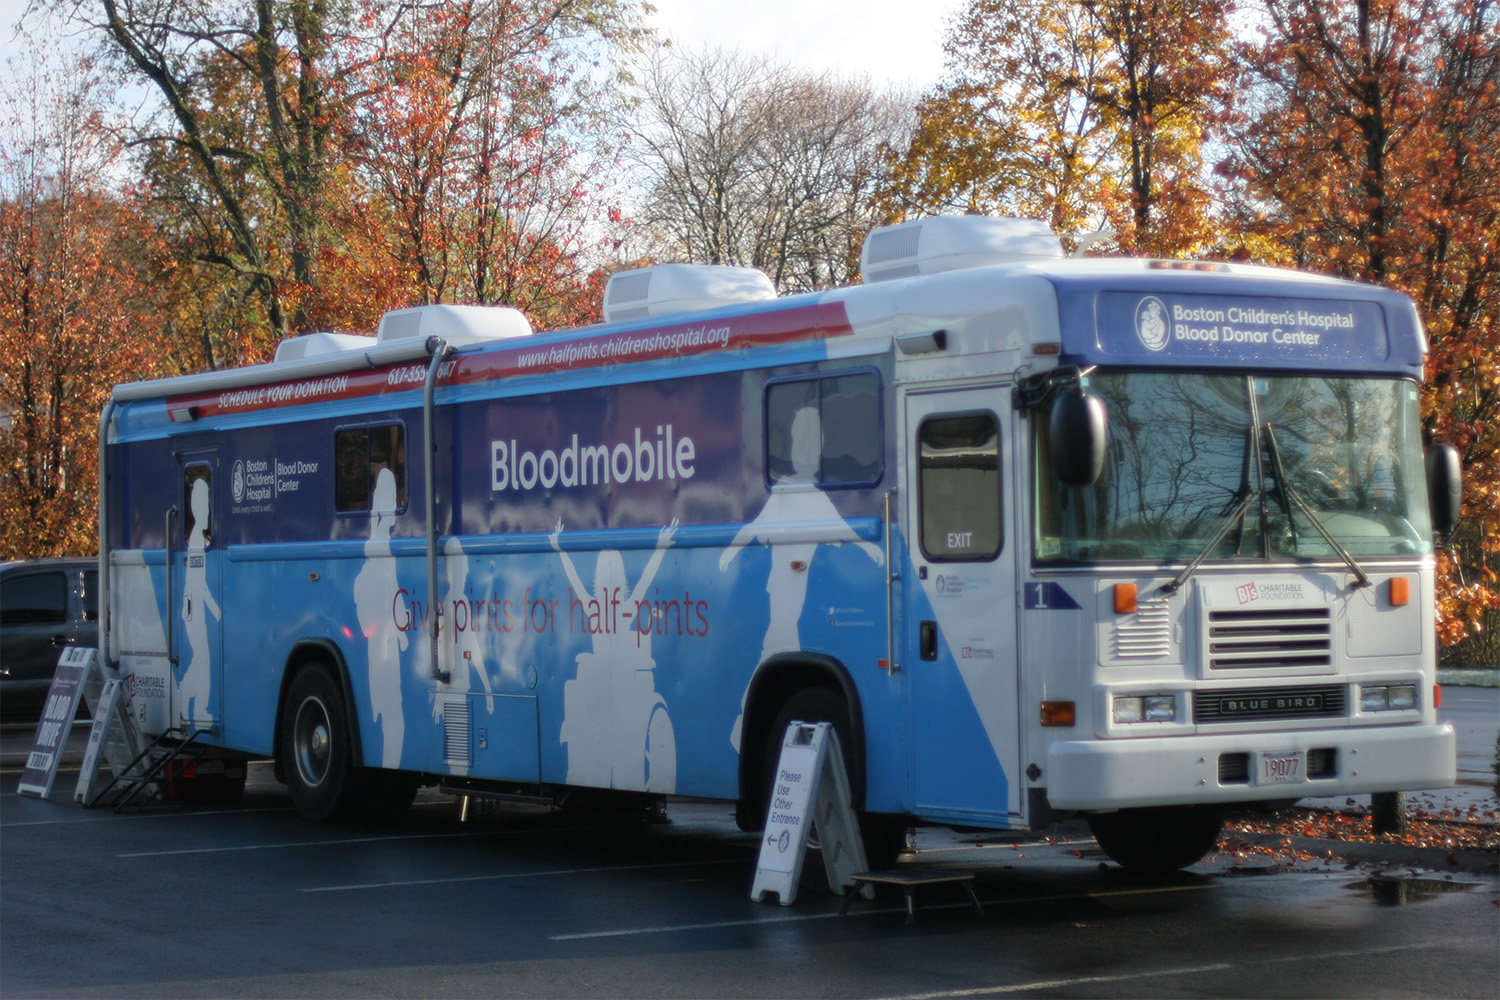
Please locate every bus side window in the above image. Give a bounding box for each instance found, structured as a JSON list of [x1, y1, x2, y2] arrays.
[[183, 465, 212, 546], [335, 424, 407, 513], [919, 413, 1002, 561], [765, 371, 882, 487]]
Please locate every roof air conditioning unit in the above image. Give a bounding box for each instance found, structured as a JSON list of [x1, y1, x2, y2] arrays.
[[861, 216, 1063, 283], [273, 332, 378, 363], [376, 305, 533, 346], [603, 264, 776, 324]]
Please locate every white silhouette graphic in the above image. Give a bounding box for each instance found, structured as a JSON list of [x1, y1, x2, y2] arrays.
[[720, 406, 884, 750], [431, 535, 498, 776], [550, 517, 679, 792], [178, 477, 221, 728], [353, 469, 405, 768]]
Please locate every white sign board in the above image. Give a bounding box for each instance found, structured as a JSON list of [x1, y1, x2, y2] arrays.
[[17, 647, 95, 799], [750, 722, 869, 906], [75, 678, 125, 805]]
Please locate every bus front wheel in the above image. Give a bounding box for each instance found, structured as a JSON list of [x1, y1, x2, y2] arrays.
[[1087, 805, 1224, 874]]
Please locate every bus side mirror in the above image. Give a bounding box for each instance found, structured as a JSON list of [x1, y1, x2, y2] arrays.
[[1425, 443, 1462, 540], [1049, 389, 1107, 487]]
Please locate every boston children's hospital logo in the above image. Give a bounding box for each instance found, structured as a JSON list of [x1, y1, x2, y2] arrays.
[[1136, 296, 1170, 352]]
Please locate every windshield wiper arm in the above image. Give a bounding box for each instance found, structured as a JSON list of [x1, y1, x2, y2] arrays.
[[1263, 423, 1371, 589], [1262, 422, 1299, 549], [1161, 488, 1258, 596], [1166, 400, 1260, 597]]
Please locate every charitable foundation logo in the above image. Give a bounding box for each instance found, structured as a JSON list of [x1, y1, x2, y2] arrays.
[[1136, 296, 1170, 352]]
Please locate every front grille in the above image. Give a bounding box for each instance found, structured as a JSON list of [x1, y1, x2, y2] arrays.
[[1195, 684, 1346, 723], [1207, 606, 1332, 670]]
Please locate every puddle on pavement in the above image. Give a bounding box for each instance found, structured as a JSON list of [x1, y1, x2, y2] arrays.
[[1345, 874, 1482, 905]]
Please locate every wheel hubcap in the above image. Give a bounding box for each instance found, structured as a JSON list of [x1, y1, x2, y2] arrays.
[[295, 698, 332, 788]]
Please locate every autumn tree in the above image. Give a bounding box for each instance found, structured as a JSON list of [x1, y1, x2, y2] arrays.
[[61, 0, 345, 349], [49, 0, 646, 353], [1223, 0, 1500, 657], [627, 47, 913, 292], [0, 43, 160, 558], [880, 0, 1230, 257], [346, 0, 642, 330]]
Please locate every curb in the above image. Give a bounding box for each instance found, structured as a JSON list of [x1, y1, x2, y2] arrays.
[[1226, 830, 1499, 875]]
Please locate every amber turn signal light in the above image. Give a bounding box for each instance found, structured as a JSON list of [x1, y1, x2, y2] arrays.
[[1040, 701, 1076, 727], [1114, 582, 1138, 614], [1388, 577, 1411, 607]]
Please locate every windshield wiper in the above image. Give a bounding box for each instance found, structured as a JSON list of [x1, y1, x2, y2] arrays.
[[1160, 488, 1258, 596], [1165, 391, 1261, 597], [1263, 423, 1371, 589]]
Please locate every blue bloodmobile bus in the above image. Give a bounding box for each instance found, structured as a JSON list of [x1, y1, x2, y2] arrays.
[[99, 216, 1460, 872]]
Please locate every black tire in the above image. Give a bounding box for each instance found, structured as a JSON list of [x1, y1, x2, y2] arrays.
[[1087, 805, 1224, 875], [281, 662, 358, 821], [763, 687, 907, 869], [279, 662, 418, 823], [1370, 791, 1407, 834]]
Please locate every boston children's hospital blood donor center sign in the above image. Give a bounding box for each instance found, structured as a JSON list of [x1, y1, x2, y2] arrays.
[[1087, 290, 1402, 371]]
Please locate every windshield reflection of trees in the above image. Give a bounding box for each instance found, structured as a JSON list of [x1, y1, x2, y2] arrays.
[[1042, 373, 1429, 563]]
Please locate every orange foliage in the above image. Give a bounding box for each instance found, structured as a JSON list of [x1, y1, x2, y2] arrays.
[[1224, 0, 1500, 649]]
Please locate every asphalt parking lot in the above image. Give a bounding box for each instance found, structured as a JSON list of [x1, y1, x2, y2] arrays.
[[2, 688, 1495, 998]]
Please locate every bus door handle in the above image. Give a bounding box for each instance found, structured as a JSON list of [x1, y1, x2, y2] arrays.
[[920, 620, 938, 661]]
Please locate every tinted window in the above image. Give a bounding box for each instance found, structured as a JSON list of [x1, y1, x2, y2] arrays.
[[920, 413, 1002, 560], [766, 372, 881, 487], [183, 464, 212, 546], [1, 572, 67, 625], [335, 424, 407, 513]]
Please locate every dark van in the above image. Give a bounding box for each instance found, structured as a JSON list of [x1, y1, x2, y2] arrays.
[[1, 558, 99, 720]]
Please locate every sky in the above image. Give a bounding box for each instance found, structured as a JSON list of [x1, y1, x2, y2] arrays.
[[646, 0, 960, 90], [0, 0, 961, 92]]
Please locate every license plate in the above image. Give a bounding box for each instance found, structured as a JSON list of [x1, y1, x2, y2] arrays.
[[1255, 750, 1306, 785]]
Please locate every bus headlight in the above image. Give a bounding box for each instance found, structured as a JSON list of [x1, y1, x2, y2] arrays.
[[1361, 684, 1418, 712], [1113, 694, 1176, 724]]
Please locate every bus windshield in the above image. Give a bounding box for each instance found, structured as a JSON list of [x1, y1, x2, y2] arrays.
[[1034, 372, 1432, 564]]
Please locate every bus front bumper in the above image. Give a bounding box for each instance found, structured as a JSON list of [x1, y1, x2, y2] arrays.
[[1044, 723, 1456, 811]]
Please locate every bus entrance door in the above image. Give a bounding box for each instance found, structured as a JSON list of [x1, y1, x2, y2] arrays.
[[174, 451, 223, 735], [904, 387, 1020, 825]]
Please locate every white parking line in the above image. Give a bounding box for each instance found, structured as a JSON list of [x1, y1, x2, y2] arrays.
[[118, 831, 477, 857], [2, 805, 296, 828], [874, 938, 1489, 1000], [552, 909, 868, 939], [549, 882, 1220, 940], [300, 857, 739, 893]]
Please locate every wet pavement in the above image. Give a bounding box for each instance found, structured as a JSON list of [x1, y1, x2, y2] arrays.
[[2, 687, 1496, 998]]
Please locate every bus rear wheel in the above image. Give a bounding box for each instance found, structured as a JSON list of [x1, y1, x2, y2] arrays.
[[282, 662, 356, 821], [1087, 805, 1224, 874], [280, 662, 417, 822]]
